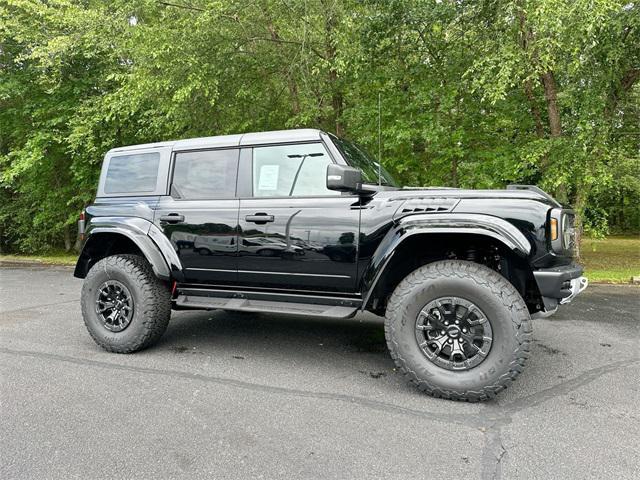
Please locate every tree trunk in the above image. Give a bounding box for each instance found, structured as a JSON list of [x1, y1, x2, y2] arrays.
[[331, 86, 343, 136], [324, 9, 343, 136], [74, 226, 82, 252], [63, 225, 72, 252], [524, 81, 545, 138], [290, 78, 300, 116], [618, 187, 625, 230], [539, 71, 567, 201], [516, 5, 550, 172], [572, 187, 588, 262], [540, 71, 562, 138], [517, 7, 545, 139], [451, 156, 458, 188]]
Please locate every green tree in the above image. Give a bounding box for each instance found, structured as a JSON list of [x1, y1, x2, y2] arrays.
[[1, 0, 638, 255]]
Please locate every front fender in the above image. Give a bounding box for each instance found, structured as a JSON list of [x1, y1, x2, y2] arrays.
[[74, 217, 180, 280], [360, 213, 533, 309]]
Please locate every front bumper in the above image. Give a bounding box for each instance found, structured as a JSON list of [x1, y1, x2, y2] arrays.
[[533, 263, 588, 315]]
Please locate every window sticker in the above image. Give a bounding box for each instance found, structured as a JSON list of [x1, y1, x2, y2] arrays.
[[258, 164, 280, 190]]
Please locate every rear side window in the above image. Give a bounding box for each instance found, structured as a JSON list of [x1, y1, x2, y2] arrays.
[[104, 152, 160, 194], [172, 149, 239, 199]]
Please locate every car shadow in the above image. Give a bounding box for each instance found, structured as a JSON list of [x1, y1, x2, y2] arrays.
[[158, 309, 390, 362]]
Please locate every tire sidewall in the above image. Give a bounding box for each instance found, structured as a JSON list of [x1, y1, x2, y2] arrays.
[[388, 263, 524, 393], [82, 258, 153, 350]]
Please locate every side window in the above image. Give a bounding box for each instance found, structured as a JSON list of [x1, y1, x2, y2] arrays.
[[104, 152, 160, 194], [252, 143, 338, 197], [172, 149, 239, 199]]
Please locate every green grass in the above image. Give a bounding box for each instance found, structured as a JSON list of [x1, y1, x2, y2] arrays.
[[0, 251, 78, 266], [581, 236, 640, 284], [1, 235, 639, 283]]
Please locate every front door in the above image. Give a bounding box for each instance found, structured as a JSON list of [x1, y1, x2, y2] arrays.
[[237, 142, 360, 292], [154, 147, 240, 284]]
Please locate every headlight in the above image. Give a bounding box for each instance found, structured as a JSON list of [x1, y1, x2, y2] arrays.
[[561, 212, 576, 250], [549, 208, 575, 255]]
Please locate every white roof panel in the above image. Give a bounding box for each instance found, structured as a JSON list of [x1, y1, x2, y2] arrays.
[[107, 129, 325, 154]]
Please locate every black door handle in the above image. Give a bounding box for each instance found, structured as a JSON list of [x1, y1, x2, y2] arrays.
[[245, 213, 274, 224], [159, 213, 185, 224]]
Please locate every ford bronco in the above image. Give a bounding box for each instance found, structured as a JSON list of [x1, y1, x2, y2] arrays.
[[75, 129, 587, 401]]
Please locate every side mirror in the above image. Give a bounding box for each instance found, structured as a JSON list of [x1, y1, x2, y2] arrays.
[[326, 164, 363, 192]]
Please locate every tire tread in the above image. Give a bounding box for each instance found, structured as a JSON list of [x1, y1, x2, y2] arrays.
[[385, 260, 532, 402], [81, 254, 171, 353]]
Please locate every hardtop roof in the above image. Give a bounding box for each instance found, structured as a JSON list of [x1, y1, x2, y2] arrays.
[[107, 128, 325, 154]]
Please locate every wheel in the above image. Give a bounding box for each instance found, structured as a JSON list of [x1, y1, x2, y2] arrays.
[[198, 247, 211, 255], [81, 254, 171, 353], [385, 260, 532, 401]]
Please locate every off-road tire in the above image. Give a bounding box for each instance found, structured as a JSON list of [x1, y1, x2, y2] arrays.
[[385, 260, 532, 401], [81, 254, 171, 353]]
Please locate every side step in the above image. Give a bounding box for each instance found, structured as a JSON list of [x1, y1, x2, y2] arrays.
[[174, 294, 358, 319]]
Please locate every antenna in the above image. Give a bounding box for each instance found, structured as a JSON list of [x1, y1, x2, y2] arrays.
[[378, 92, 382, 186]]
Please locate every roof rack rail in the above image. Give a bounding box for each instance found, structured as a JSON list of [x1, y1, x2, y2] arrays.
[[507, 184, 561, 207]]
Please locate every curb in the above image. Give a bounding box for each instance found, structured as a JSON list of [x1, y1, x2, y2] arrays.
[[0, 260, 76, 268]]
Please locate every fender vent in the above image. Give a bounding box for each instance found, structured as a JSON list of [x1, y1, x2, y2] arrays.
[[401, 206, 450, 213], [396, 198, 460, 216]]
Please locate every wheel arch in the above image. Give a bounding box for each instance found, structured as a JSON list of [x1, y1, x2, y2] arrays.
[[361, 215, 541, 314], [74, 217, 181, 281]]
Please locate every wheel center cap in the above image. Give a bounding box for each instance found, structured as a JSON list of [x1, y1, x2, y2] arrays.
[[446, 326, 461, 338]]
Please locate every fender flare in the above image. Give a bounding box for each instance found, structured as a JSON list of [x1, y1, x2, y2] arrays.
[[74, 217, 183, 281], [360, 213, 533, 309]]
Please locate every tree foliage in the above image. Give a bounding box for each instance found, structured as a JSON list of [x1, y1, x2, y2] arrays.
[[1, 0, 638, 253]]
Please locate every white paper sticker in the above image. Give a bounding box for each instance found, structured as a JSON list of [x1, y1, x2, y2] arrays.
[[258, 165, 279, 191]]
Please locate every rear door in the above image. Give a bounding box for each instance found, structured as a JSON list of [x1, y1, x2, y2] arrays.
[[236, 142, 361, 293], [154, 148, 240, 284]]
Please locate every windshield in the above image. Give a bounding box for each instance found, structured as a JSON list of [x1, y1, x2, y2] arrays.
[[329, 135, 397, 186]]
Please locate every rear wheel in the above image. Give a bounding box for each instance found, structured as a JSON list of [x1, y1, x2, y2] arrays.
[[384, 260, 532, 401], [81, 254, 171, 353]]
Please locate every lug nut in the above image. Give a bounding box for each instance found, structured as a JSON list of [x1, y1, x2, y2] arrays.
[[441, 330, 446, 335], [462, 328, 467, 333], [444, 321, 449, 326], [455, 320, 460, 325], [448, 339, 453, 344]]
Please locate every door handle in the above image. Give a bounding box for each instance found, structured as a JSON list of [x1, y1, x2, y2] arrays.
[[159, 213, 185, 224], [245, 213, 274, 224]]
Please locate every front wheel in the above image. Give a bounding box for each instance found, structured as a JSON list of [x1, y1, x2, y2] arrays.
[[385, 260, 532, 401], [81, 254, 171, 353]]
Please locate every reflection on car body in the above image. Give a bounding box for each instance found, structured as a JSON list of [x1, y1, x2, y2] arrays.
[[239, 236, 304, 257], [194, 234, 236, 256]]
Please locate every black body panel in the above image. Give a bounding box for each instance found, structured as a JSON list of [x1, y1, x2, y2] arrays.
[[153, 197, 239, 284], [237, 196, 361, 292]]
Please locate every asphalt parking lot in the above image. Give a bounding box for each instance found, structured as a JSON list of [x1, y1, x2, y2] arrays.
[[1, 264, 638, 480]]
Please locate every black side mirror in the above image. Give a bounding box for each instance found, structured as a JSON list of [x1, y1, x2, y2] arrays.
[[326, 164, 363, 192]]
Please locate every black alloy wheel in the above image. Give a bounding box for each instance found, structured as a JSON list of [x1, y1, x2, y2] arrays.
[[415, 297, 493, 371], [95, 280, 134, 332]]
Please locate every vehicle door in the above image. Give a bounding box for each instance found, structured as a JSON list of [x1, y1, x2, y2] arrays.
[[237, 142, 361, 293], [154, 147, 240, 284]]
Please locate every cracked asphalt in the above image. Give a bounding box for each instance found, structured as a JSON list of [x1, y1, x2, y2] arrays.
[[1, 264, 639, 480]]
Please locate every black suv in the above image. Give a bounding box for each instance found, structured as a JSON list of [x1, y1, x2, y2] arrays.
[[75, 129, 587, 401]]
